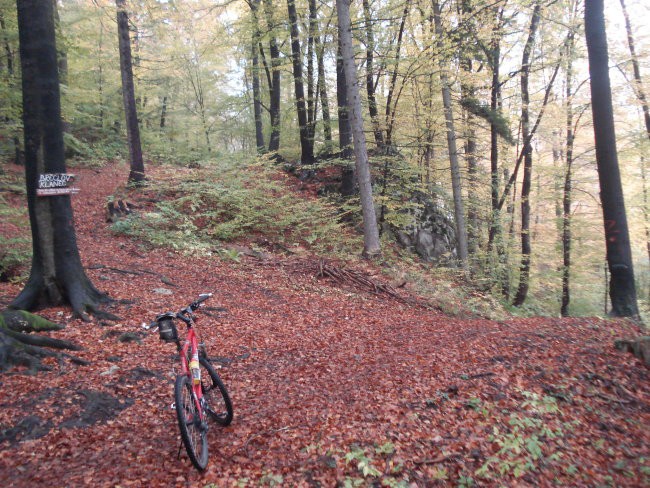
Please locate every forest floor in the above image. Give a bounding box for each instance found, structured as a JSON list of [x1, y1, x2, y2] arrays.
[[0, 162, 648, 488]]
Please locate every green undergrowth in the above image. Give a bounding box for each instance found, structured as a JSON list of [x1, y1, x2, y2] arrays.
[[111, 155, 361, 257], [0, 171, 30, 281]]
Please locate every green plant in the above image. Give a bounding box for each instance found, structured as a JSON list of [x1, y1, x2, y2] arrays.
[[475, 391, 565, 480]]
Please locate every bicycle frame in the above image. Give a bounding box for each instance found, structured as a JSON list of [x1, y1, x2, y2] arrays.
[[175, 314, 205, 420]]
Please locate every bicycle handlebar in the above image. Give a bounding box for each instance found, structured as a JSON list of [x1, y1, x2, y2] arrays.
[[142, 294, 213, 333]]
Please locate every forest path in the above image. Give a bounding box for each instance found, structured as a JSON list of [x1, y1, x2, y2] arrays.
[[0, 162, 648, 487]]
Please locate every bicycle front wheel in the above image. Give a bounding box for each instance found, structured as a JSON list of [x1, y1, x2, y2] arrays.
[[199, 357, 234, 426], [174, 374, 208, 471]]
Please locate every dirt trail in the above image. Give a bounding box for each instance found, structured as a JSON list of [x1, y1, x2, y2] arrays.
[[0, 163, 648, 487]]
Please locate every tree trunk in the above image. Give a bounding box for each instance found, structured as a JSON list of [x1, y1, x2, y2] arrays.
[[336, 36, 354, 196], [513, 2, 541, 307], [561, 29, 577, 317], [585, 0, 639, 318], [619, 0, 650, 140], [287, 0, 314, 165], [459, 1, 479, 255], [316, 32, 332, 145], [250, 0, 266, 153], [116, 0, 145, 184], [487, 6, 503, 254], [384, 0, 410, 149], [433, 0, 468, 269], [362, 0, 384, 149], [263, 0, 281, 153], [14, 0, 113, 321], [336, 0, 380, 256]]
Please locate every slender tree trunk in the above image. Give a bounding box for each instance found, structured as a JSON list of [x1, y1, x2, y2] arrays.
[[561, 30, 577, 317], [97, 19, 105, 129], [287, 0, 315, 165], [116, 0, 144, 184], [433, 0, 468, 269], [159, 96, 167, 129], [384, 0, 410, 149], [250, 0, 266, 153], [641, 155, 650, 265], [316, 33, 332, 145], [362, 0, 384, 149], [513, 2, 542, 307], [487, 5, 502, 251], [337, 36, 354, 195], [14, 0, 111, 321], [619, 0, 650, 140], [306, 0, 317, 143], [585, 0, 639, 317], [459, 1, 478, 255], [263, 0, 281, 153], [336, 0, 380, 256]]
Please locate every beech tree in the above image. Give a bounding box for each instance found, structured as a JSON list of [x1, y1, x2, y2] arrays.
[[336, 0, 380, 256], [12, 0, 112, 320], [116, 0, 145, 184], [584, 0, 639, 318]]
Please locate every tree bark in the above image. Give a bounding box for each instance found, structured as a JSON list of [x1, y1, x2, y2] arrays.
[[384, 0, 410, 149], [585, 0, 639, 318], [336, 0, 380, 256], [14, 0, 113, 321], [287, 0, 315, 165], [316, 32, 332, 145], [116, 0, 145, 184], [513, 2, 541, 307], [561, 28, 577, 317], [433, 0, 468, 269], [362, 0, 384, 149], [263, 0, 281, 153], [249, 0, 266, 153], [336, 36, 354, 196], [619, 0, 650, 140]]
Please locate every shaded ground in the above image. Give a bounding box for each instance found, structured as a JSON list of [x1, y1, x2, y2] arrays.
[[0, 163, 648, 487]]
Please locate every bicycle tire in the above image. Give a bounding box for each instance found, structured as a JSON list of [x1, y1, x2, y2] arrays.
[[199, 357, 234, 426], [174, 374, 209, 471]]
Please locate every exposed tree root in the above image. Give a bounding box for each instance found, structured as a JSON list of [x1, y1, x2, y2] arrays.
[[0, 310, 86, 373], [11, 272, 119, 322]]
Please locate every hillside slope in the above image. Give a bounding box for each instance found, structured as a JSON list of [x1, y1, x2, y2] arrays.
[[0, 163, 648, 487]]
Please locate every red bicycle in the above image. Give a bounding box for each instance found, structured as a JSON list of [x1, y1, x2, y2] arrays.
[[146, 293, 233, 471]]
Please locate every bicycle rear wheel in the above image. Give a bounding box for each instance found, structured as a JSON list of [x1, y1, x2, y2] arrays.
[[174, 374, 208, 471], [199, 357, 234, 426]]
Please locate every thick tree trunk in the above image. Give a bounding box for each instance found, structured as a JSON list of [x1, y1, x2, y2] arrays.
[[585, 0, 639, 318], [362, 0, 384, 150], [14, 0, 113, 321], [336, 37, 354, 196], [116, 0, 145, 184], [336, 0, 380, 256], [287, 0, 314, 165], [433, 0, 468, 269], [513, 2, 541, 307]]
